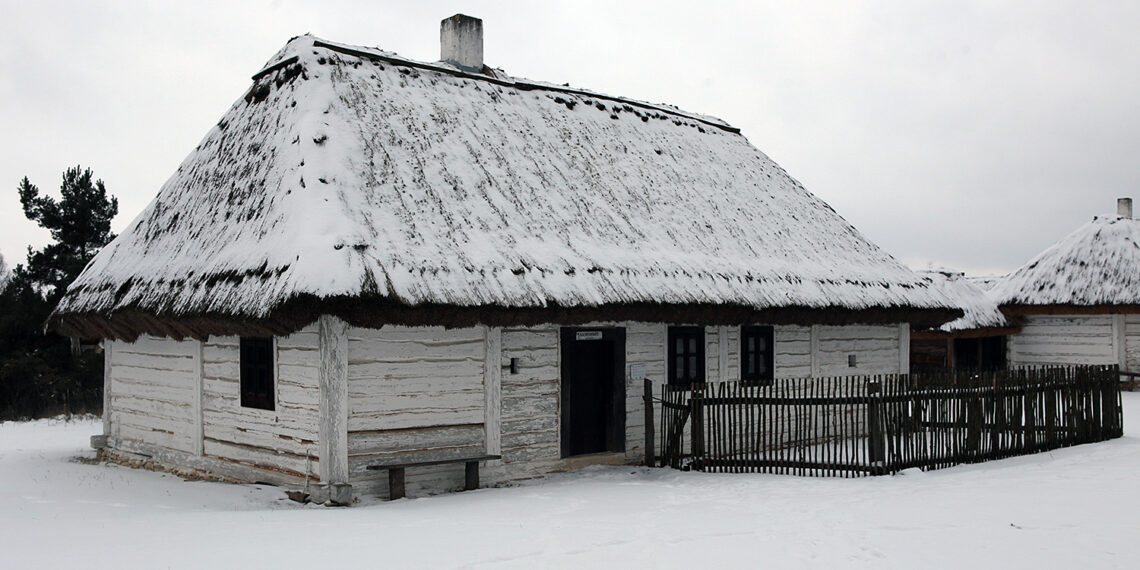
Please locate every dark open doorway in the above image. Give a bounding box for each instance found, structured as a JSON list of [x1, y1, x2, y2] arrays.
[[560, 327, 626, 457]]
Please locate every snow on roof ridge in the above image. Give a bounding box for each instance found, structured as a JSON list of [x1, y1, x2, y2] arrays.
[[286, 36, 741, 134]]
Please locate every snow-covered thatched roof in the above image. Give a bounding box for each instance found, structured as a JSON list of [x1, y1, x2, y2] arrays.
[[51, 35, 959, 339], [992, 213, 1140, 310], [916, 271, 1013, 334]]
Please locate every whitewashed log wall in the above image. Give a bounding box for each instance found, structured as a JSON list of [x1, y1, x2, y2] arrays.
[[484, 322, 906, 484], [107, 327, 323, 483], [103, 319, 910, 500], [106, 335, 199, 454], [486, 324, 560, 482], [201, 327, 322, 480], [1007, 315, 1118, 366], [345, 325, 488, 497]]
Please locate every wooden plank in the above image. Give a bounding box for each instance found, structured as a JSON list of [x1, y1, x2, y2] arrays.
[[203, 438, 315, 477], [817, 326, 901, 341], [111, 351, 197, 374], [349, 337, 484, 362], [109, 394, 194, 422], [109, 376, 195, 403], [114, 335, 200, 358], [898, 323, 910, 374], [1114, 314, 1127, 369], [103, 339, 113, 437], [810, 325, 821, 378], [348, 407, 486, 432], [484, 325, 502, 456], [193, 339, 204, 456], [201, 407, 319, 444], [349, 325, 484, 343], [350, 390, 486, 415], [319, 315, 350, 485], [348, 424, 485, 454], [718, 326, 730, 383], [203, 344, 240, 363], [817, 339, 899, 353]]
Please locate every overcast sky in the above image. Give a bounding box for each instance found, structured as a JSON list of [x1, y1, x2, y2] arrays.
[[1, 0, 1137, 277]]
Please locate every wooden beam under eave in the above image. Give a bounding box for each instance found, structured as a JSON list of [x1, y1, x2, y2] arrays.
[[1000, 304, 1140, 316]]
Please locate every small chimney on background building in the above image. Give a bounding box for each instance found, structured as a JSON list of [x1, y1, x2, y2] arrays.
[[441, 14, 483, 72], [1118, 197, 1133, 219]]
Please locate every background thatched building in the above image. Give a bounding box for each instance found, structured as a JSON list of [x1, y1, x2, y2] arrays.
[[991, 198, 1140, 372]]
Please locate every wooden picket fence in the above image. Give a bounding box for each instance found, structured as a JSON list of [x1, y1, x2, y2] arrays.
[[654, 366, 1123, 476]]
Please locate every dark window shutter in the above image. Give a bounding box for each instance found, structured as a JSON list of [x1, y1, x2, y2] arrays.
[[668, 326, 705, 388], [741, 326, 774, 386]]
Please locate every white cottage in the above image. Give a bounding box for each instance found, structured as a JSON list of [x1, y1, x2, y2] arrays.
[[51, 16, 958, 504], [991, 198, 1140, 371]]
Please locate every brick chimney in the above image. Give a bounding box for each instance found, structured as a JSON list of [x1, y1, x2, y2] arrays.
[[441, 14, 483, 72], [1118, 197, 1133, 219]]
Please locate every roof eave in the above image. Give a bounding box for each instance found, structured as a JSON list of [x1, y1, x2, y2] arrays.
[[51, 299, 962, 342]]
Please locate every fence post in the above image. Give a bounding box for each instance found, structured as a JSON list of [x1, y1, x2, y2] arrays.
[[644, 378, 656, 467], [690, 387, 705, 470], [965, 388, 981, 459], [867, 380, 884, 473]]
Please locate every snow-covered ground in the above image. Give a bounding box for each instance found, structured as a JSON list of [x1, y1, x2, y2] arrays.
[[5, 398, 1140, 569]]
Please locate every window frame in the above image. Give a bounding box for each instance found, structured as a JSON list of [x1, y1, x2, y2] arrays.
[[740, 325, 775, 386], [239, 336, 276, 411], [667, 326, 705, 389]]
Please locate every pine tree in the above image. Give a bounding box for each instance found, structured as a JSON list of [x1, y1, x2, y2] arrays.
[[0, 167, 118, 419], [18, 166, 118, 302]]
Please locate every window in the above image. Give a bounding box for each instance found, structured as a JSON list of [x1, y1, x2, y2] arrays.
[[240, 336, 275, 410], [668, 326, 704, 388], [741, 325, 774, 386]]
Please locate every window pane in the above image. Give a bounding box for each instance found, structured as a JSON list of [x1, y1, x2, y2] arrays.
[[240, 337, 274, 410]]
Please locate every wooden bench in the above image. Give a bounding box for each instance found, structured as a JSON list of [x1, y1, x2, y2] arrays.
[[366, 455, 501, 500]]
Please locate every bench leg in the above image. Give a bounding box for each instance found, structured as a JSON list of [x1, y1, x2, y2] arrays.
[[464, 461, 479, 491], [388, 467, 406, 500]]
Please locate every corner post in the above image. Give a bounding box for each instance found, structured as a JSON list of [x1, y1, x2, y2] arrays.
[[103, 338, 113, 438], [318, 315, 350, 504], [91, 339, 114, 451], [192, 339, 204, 456], [1113, 314, 1126, 382], [483, 326, 502, 456]]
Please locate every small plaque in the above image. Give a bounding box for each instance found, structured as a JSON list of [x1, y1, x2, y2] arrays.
[[576, 330, 603, 341], [630, 364, 646, 381]]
